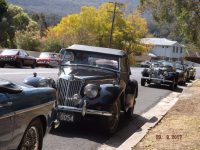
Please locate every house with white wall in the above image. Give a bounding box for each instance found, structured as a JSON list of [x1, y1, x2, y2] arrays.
[[141, 38, 185, 60]]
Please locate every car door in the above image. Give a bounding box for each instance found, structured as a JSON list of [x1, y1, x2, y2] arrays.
[[0, 93, 14, 150], [21, 50, 31, 65]]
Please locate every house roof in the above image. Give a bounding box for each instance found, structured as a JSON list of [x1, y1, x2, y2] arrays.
[[66, 44, 126, 57], [141, 38, 180, 46]]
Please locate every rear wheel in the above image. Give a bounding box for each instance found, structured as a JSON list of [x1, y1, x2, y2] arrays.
[[101, 99, 120, 134], [31, 62, 36, 69], [191, 76, 195, 80], [0, 63, 5, 68], [17, 60, 23, 68], [18, 119, 44, 150], [141, 78, 146, 86]]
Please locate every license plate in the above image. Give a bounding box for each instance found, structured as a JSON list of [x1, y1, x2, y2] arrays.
[[59, 112, 74, 122]]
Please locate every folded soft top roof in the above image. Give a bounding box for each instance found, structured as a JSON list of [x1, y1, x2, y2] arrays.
[[64, 44, 126, 57]]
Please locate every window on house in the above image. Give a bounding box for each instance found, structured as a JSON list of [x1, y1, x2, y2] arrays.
[[180, 47, 183, 53], [173, 46, 175, 53], [176, 47, 178, 53]]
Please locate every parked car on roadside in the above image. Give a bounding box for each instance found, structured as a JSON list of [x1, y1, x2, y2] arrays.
[[188, 65, 196, 80], [184, 63, 196, 80], [175, 62, 188, 85], [140, 60, 151, 68], [36, 52, 60, 68], [26, 44, 138, 134], [0, 78, 56, 150], [0, 49, 36, 68], [141, 61, 178, 90]]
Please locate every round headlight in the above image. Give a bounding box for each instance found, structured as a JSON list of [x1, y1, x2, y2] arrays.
[[163, 71, 168, 76], [84, 84, 99, 99]]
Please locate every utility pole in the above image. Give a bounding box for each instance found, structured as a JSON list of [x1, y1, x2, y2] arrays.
[[108, 2, 124, 48]]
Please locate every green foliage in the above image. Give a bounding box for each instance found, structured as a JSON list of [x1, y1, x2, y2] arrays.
[[31, 13, 48, 37], [15, 30, 41, 51], [0, 0, 7, 20], [44, 39, 62, 52], [0, 1, 39, 48], [140, 0, 200, 49]]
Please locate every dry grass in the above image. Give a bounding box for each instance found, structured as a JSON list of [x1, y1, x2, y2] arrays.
[[133, 81, 200, 150]]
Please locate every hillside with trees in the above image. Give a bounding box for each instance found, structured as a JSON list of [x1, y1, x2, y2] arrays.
[[0, 0, 149, 64], [6, 0, 140, 25]]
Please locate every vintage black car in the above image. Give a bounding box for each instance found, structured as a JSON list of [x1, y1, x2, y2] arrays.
[[52, 44, 138, 134], [0, 78, 56, 150], [141, 61, 178, 90]]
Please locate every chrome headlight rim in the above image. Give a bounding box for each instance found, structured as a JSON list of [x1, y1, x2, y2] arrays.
[[163, 71, 169, 76], [84, 84, 99, 99]]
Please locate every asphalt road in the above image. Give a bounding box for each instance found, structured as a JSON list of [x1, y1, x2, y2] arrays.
[[0, 67, 199, 150]]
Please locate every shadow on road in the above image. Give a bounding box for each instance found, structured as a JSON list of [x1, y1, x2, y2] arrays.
[[103, 114, 158, 148], [49, 113, 158, 148]]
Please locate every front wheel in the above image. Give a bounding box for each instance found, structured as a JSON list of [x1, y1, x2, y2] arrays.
[[18, 119, 44, 150], [0, 63, 5, 68], [170, 78, 177, 91], [31, 62, 36, 69], [101, 99, 120, 135], [141, 78, 146, 86]]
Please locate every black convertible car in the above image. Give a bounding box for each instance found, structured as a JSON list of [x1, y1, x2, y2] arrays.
[[24, 45, 139, 134], [55, 45, 138, 134], [141, 61, 178, 90], [0, 78, 56, 150]]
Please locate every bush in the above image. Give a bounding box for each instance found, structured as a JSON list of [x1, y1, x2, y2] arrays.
[[44, 39, 62, 52], [15, 30, 41, 51]]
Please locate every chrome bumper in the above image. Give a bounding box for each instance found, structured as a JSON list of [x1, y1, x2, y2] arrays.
[[142, 77, 173, 83], [57, 101, 112, 117]]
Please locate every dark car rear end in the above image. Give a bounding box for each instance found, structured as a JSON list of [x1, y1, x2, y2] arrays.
[[0, 49, 36, 68]]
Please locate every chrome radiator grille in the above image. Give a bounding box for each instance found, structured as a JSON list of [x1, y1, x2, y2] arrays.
[[151, 69, 162, 78], [57, 78, 84, 107]]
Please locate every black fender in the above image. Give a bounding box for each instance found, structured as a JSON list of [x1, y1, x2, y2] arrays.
[[86, 84, 123, 110], [126, 79, 138, 98], [23, 73, 56, 89], [142, 68, 149, 77]]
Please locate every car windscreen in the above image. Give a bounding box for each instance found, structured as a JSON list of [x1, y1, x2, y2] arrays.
[[1, 49, 18, 55], [161, 62, 174, 68], [175, 63, 183, 70], [62, 51, 119, 70]]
